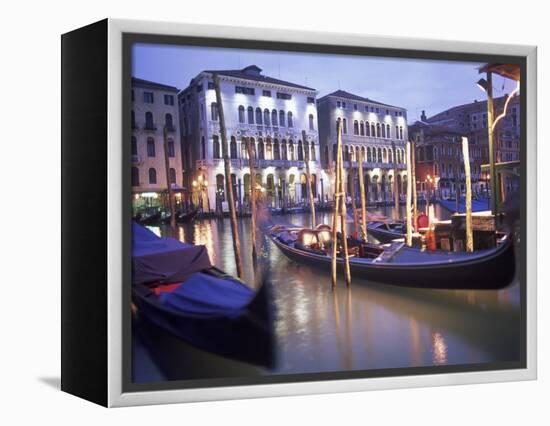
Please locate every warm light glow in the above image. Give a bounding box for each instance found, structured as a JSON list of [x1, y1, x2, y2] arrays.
[[192, 180, 197, 187], [141, 192, 158, 199]]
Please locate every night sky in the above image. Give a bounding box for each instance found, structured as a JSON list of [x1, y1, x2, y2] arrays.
[[132, 43, 516, 123]]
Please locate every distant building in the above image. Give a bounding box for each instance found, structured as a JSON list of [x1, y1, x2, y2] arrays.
[[415, 93, 520, 198], [408, 121, 485, 199], [178, 65, 325, 210], [317, 90, 408, 202], [131, 78, 184, 213]]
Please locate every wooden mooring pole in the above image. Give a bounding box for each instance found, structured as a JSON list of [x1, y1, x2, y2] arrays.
[[163, 125, 177, 230], [358, 149, 367, 241], [246, 138, 258, 260], [392, 141, 399, 219], [331, 124, 341, 289], [406, 141, 413, 247], [213, 74, 243, 278], [462, 136, 474, 252], [302, 130, 316, 228], [338, 139, 352, 287]]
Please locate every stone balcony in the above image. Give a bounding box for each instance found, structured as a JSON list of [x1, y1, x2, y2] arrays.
[[196, 158, 313, 170], [340, 160, 407, 170]]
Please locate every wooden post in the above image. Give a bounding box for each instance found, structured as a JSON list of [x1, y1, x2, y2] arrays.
[[331, 121, 342, 289], [406, 142, 413, 247], [349, 165, 359, 237], [462, 137, 473, 252], [302, 130, 316, 228], [338, 139, 352, 287], [411, 141, 417, 232], [163, 126, 176, 230], [213, 74, 243, 278], [246, 138, 258, 260], [358, 149, 367, 241], [392, 142, 399, 219]]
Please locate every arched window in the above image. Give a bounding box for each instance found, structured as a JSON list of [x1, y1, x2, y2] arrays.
[[388, 148, 393, 164], [279, 110, 285, 127], [281, 140, 287, 160], [211, 102, 219, 121], [297, 140, 304, 161], [145, 111, 154, 129], [167, 139, 175, 157], [213, 135, 220, 159], [383, 147, 388, 163], [396, 125, 399, 139], [131, 136, 137, 155], [131, 167, 139, 186], [332, 144, 337, 163], [378, 147, 382, 163], [287, 111, 293, 128], [367, 147, 372, 162], [434, 163, 439, 176], [230, 136, 237, 159], [365, 121, 370, 136], [165, 113, 173, 129], [255, 107, 262, 124], [146, 137, 155, 157], [324, 145, 329, 165], [274, 139, 280, 160], [272, 109, 278, 127], [376, 123, 381, 137], [258, 139, 265, 160], [266, 139, 273, 160], [288, 140, 295, 160], [386, 124, 391, 138], [371, 123, 376, 137], [342, 118, 347, 134], [381, 123, 386, 138], [310, 142, 316, 161], [353, 120, 359, 135], [238, 106, 245, 123], [169, 168, 176, 185], [247, 106, 254, 124], [360, 146, 365, 163], [148, 168, 157, 184], [355, 146, 360, 162], [360, 121, 365, 136], [263, 109, 270, 126], [216, 174, 225, 201], [131, 110, 136, 128], [201, 137, 205, 159], [399, 126, 404, 140], [309, 114, 315, 131]]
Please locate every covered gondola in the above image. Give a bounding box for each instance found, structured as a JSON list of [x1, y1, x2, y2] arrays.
[[132, 222, 274, 369], [267, 224, 515, 289], [367, 221, 406, 243], [176, 208, 198, 223]]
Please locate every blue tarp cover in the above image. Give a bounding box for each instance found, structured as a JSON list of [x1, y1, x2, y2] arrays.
[[159, 272, 255, 317], [132, 223, 212, 285]]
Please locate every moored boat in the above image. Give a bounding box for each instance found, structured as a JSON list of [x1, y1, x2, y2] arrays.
[[176, 208, 198, 223], [267, 223, 515, 289], [132, 222, 274, 369]]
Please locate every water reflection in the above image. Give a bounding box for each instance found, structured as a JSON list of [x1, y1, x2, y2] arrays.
[[141, 206, 521, 378]]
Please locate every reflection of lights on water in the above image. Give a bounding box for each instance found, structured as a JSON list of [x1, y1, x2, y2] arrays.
[[432, 332, 448, 365], [177, 226, 185, 242], [193, 221, 215, 264]]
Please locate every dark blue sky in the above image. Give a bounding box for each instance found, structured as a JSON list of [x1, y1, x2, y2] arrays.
[[132, 43, 515, 123]]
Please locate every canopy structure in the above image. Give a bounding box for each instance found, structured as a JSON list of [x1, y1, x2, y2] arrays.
[[479, 63, 520, 81], [132, 222, 212, 285]]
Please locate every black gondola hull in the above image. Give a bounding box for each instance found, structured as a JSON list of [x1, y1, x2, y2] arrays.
[[269, 236, 515, 290], [132, 275, 275, 368]]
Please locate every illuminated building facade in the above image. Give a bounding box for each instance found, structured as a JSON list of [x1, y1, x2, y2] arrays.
[[179, 65, 325, 210], [317, 90, 408, 203]]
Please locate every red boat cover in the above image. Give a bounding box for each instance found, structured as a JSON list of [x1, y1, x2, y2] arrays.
[[132, 223, 212, 285]]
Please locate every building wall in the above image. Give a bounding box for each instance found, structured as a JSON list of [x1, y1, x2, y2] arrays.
[[180, 71, 327, 209], [131, 83, 183, 193], [317, 94, 409, 202]]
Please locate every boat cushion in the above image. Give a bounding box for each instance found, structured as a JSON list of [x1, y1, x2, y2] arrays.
[[159, 272, 255, 317]]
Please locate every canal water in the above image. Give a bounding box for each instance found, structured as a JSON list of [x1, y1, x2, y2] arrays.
[[134, 204, 521, 382]]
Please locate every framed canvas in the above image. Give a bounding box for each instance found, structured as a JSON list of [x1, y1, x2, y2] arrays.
[[61, 18, 537, 407]]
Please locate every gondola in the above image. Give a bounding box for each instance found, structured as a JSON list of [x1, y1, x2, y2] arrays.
[[133, 210, 161, 225], [267, 223, 515, 289], [367, 221, 406, 243], [176, 208, 198, 223], [132, 222, 274, 368]]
